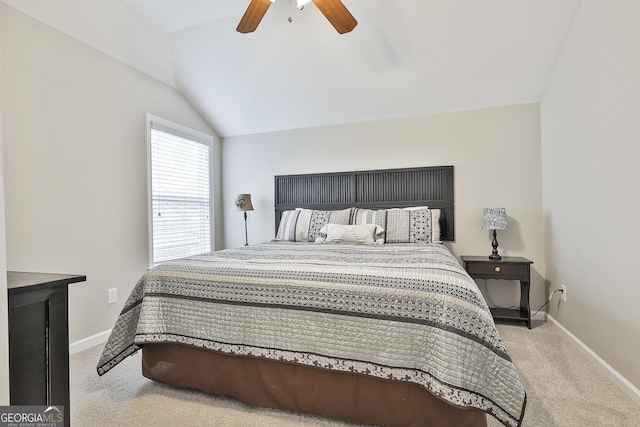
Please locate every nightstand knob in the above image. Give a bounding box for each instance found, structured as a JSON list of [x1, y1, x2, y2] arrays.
[[494, 266, 501, 272]]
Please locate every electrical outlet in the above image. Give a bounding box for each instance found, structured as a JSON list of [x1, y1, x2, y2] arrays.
[[108, 288, 117, 304], [560, 284, 567, 302]]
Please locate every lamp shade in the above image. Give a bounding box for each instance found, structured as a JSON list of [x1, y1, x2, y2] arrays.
[[235, 194, 254, 211], [482, 208, 508, 230]]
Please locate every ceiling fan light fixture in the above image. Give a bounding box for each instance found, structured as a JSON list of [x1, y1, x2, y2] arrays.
[[237, 0, 356, 34]]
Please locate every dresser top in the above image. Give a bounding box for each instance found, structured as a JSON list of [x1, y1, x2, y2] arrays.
[[7, 271, 86, 293]]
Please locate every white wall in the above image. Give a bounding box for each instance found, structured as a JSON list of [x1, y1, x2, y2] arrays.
[[0, 4, 222, 343], [541, 1, 640, 389], [0, 13, 9, 404], [0, 0, 176, 87], [222, 103, 546, 312]]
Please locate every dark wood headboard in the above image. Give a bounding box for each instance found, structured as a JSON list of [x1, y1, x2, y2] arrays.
[[274, 166, 455, 241]]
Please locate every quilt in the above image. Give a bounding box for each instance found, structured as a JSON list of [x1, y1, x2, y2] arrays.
[[97, 242, 526, 427]]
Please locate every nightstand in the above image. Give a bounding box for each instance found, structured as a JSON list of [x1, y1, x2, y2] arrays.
[[461, 256, 534, 329]]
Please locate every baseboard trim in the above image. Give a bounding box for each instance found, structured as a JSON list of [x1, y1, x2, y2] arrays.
[[546, 314, 640, 407], [69, 329, 111, 355]]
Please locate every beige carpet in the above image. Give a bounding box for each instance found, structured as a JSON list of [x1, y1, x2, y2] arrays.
[[71, 321, 640, 426]]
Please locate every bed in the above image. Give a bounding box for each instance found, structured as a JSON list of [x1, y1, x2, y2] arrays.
[[97, 166, 526, 427]]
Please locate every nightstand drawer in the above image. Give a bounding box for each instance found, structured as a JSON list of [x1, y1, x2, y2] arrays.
[[466, 262, 528, 279]]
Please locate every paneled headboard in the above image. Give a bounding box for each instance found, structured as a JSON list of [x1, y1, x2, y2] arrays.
[[274, 166, 455, 241]]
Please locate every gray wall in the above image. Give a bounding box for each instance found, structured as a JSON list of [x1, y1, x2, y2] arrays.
[[541, 1, 640, 389], [0, 4, 222, 343], [222, 103, 545, 313]]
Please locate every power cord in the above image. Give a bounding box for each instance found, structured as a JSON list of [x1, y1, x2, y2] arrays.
[[531, 288, 564, 318]]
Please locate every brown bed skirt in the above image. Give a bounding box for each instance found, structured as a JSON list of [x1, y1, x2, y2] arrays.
[[142, 343, 487, 427]]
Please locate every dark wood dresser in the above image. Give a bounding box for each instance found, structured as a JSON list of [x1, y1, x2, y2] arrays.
[[7, 271, 86, 427]]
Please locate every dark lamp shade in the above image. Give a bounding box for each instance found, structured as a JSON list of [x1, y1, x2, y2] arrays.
[[235, 194, 254, 211], [482, 208, 508, 230]]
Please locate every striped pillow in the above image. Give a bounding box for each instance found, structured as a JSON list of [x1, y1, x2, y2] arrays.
[[274, 209, 301, 241], [354, 208, 387, 229], [275, 208, 353, 242], [353, 207, 441, 243]]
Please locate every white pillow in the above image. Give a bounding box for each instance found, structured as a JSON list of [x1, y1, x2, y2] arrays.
[[324, 223, 379, 245], [317, 223, 385, 244]]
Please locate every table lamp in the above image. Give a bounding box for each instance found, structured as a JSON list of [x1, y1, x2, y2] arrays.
[[482, 208, 508, 260]]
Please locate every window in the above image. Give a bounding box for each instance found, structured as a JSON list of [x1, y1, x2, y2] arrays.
[[146, 114, 214, 266]]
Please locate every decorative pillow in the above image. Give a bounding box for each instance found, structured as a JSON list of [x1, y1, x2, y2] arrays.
[[401, 207, 441, 241], [324, 223, 378, 245], [353, 208, 387, 229], [385, 208, 432, 243], [275, 208, 353, 242], [317, 223, 385, 244], [275, 209, 301, 241], [352, 207, 441, 243]]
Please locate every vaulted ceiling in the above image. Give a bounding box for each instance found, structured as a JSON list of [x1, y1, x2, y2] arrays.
[[9, 0, 583, 137]]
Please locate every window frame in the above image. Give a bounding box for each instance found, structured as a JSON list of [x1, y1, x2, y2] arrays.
[[145, 114, 215, 268]]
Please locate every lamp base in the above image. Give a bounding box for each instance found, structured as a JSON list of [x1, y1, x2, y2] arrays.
[[244, 211, 249, 246], [489, 229, 502, 260]]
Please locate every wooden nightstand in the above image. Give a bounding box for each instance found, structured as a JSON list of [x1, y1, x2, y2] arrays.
[[461, 256, 534, 329]]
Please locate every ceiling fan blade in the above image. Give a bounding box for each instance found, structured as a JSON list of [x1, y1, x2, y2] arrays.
[[311, 0, 357, 34], [237, 0, 274, 33]]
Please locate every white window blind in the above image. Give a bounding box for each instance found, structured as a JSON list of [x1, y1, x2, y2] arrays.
[[147, 116, 213, 265]]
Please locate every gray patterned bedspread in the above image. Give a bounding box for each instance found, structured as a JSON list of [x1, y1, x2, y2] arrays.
[[97, 242, 525, 427]]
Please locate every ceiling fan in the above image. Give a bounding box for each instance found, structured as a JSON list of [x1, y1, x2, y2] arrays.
[[237, 0, 357, 34]]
